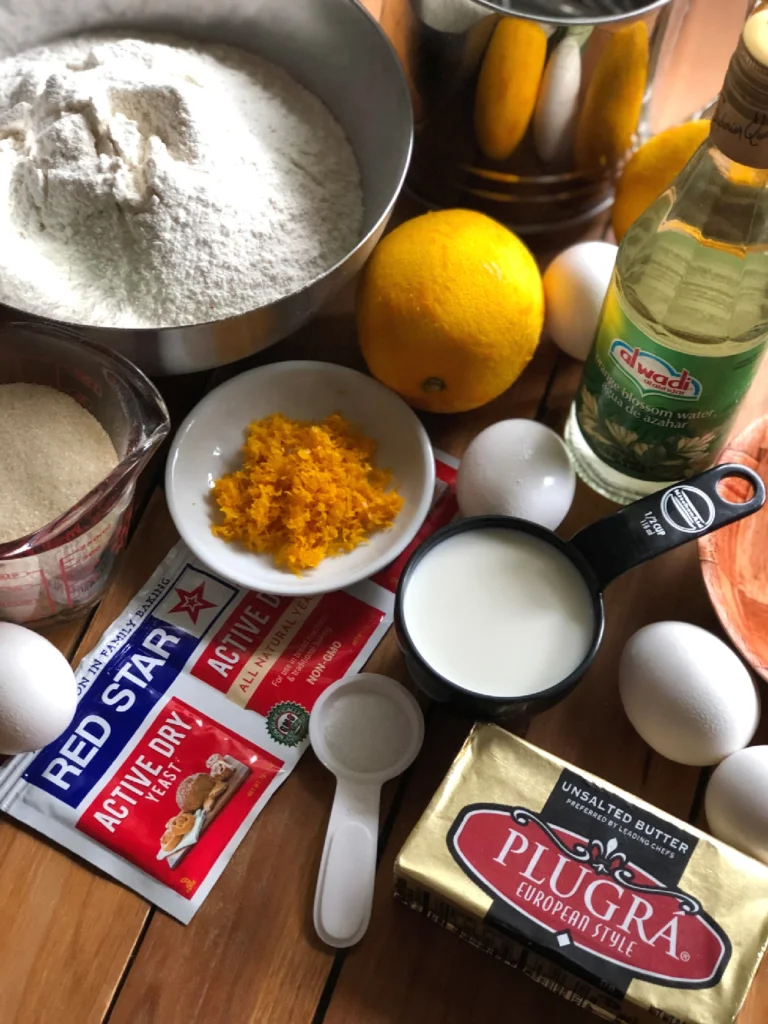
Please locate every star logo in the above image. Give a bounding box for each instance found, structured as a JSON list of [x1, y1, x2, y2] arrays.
[[168, 582, 217, 625]]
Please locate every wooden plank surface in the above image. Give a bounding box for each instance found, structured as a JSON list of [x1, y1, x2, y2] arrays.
[[3, 238, 768, 1024], [319, 350, 768, 1024], [0, 494, 178, 1024], [0, 360, 214, 1024], [320, 360, 768, 1024], [106, 320, 560, 1024]]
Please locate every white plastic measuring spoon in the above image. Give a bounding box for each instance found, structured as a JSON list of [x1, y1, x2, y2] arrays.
[[310, 673, 424, 948]]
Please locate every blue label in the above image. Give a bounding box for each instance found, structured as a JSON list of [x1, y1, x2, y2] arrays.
[[25, 615, 200, 807]]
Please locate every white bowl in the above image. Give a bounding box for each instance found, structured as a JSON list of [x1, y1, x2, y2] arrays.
[[166, 361, 435, 595]]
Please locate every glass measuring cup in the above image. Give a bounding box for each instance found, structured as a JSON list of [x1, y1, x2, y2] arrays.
[[0, 323, 169, 626], [395, 464, 765, 719]]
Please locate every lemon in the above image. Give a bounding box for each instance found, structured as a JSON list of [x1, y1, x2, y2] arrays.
[[474, 19, 548, 162], [575, 22, 649, 178], [612, 120, 710, 241], [357, 210, 544, 414]]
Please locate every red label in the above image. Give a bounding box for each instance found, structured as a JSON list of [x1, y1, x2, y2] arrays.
[[245, 589, 383, 715], [191, 590, 384, 715], [450, 805, 730, 987], [77, 697, 283, 898], [190, 592, 294, 693], [371, 460, 458, 593]]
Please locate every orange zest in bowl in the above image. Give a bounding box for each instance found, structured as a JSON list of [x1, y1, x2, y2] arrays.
[[211, 412, 404, 574]]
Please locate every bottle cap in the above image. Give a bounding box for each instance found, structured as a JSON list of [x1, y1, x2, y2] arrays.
[[744, 8, 768, 65], [710, 10, 768, 168]]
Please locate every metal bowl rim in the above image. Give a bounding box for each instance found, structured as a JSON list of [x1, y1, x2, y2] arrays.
[[0, 0, 414, 337], [464, 0, 672, 27]]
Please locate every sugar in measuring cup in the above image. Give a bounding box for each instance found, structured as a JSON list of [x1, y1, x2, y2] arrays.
[[0, 323, 169, 626], [310, 674, 424, 948]]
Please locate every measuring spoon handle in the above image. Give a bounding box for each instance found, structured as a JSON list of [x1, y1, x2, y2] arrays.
[[570, 463, 765, 591], [314, 778, 381, 948]]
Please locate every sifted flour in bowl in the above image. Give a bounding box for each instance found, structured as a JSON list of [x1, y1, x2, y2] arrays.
[[0, 35, 363, 329]]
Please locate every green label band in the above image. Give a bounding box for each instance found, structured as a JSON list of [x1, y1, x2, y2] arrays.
[[576, 283, 765, 482]]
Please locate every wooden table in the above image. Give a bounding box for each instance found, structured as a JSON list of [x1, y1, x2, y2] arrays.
[[2, 213, 768, 1024]]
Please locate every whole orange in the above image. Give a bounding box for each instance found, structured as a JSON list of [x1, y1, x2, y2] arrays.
[[357, 210, 544, 414], [613, 120, 710, 242]]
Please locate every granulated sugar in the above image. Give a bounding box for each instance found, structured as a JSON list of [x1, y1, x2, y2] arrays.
[[323, 692, 411, 774], [0, 384, 118, 543], [0, 35, 363, 328]]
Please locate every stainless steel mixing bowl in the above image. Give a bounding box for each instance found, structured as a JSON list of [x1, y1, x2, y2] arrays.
[[0, 0, 413, 375]]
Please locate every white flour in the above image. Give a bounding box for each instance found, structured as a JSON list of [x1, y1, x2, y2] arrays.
[[0, 35, 363, 328]]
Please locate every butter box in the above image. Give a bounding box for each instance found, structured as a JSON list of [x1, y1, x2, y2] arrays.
[[395, 724, 768, 1024]]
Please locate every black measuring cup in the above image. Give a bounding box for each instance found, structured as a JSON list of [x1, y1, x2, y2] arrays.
[[394, 463, 765, 719]]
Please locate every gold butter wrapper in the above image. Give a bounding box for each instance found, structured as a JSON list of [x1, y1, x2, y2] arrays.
[[395, 725, 768, 1024]]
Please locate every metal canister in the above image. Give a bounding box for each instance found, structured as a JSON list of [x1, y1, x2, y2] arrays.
[[381, 0, 678, 238]]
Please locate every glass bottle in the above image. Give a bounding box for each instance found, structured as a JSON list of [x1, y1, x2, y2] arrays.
[[565, 9, 768, 504]]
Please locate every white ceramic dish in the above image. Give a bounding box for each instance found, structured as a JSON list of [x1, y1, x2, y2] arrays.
[[166, 361, 435, 596]]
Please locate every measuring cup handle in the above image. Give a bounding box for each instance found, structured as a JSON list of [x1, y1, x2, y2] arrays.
[[314, 779, 381, 948], [570, 463, 765, 590]]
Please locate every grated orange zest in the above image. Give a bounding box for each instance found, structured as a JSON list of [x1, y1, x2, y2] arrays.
[[211, 412, 404, 574]]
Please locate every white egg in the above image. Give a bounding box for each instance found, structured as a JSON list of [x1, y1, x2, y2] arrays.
[[456, 419, 576, 529], [543, 241, 617, 360], [0, 622, 77, 755], [619, 621, 759, 767], [705, 747, 768, 864], [534, 36, 582, 167]]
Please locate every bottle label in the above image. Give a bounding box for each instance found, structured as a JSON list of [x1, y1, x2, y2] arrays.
[[575, 283, 765, 482], [710, 93, 768, 169], [709, 34, 768, 170]]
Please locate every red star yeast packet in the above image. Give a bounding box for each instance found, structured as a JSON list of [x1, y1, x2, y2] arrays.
[[0, 451, 458, 922]]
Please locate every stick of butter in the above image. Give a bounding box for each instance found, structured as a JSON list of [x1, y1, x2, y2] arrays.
[[395, 724, 768, 1024]]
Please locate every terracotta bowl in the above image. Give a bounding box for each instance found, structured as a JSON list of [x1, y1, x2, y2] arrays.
[[700, 415, 768, 683]]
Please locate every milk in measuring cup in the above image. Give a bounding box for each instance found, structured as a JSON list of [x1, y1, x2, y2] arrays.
[[402, 529, 595, 696]]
